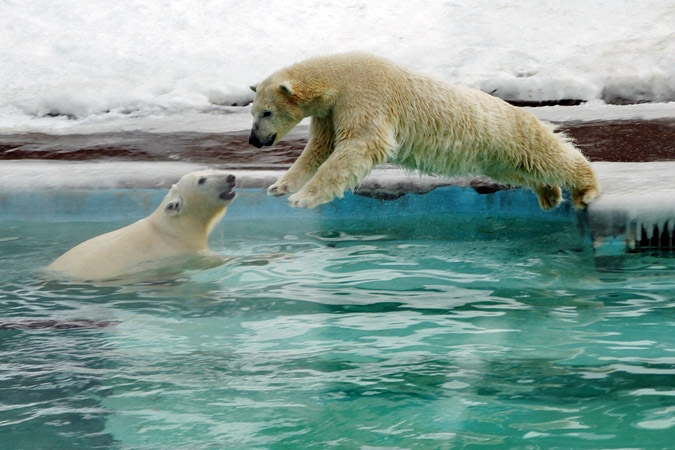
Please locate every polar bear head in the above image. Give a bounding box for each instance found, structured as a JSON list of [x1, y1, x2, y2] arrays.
[[248, 79, 305, 148], [157, 170, 237, 236], [248, 67, 336, 148]]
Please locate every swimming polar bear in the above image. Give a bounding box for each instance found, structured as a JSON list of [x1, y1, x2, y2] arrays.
[[248, 52, 600, 210], [47, 170, 236, 281]]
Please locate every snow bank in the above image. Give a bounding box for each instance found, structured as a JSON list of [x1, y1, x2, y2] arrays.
[[1, 0, 675, 133]]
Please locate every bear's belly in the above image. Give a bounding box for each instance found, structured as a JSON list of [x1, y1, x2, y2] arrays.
[[391, 138, 484, 177]]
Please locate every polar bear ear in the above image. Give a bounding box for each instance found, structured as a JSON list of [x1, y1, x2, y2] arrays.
[[164, 196, 184, 216], [278, 82, 294, 97], [249, 84, 258, 93]]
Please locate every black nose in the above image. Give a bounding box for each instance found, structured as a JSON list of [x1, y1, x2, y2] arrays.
[[249, 133, 263, 148], [263, 133, 277, 147], [226, 174, 235, 184]]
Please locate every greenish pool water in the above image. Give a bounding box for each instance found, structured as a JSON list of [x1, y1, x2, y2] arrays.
[[1, 213, 674, 449]]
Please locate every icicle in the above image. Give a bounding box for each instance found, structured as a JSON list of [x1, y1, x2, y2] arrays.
[[626, 237, 637, 251], [657, 219, 665, 239], [645, 223, 654, 241]]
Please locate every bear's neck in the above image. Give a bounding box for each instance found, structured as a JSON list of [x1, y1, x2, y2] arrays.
[[284, 67, 341, 118], [148, 212, 210, 251]]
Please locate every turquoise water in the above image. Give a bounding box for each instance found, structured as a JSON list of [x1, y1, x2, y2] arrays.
[[1, 192, 675, 449]]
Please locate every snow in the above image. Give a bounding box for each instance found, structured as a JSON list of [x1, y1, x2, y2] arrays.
[[1, 0, 675, 133], [0, 161, 212, 191], [525, 101, 675, 123], [0, 161, 474, 192]]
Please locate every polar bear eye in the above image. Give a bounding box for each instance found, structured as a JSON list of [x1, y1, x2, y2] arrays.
[[262, 111, 272, 118], [198, 177, 206, 185]]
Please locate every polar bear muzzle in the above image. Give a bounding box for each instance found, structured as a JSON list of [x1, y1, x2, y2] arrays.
[[219, 174, 237, 201], [249, 130, 276, 148]]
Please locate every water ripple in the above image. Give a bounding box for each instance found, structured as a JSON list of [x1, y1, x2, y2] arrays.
[[1, 217, 675, 448]]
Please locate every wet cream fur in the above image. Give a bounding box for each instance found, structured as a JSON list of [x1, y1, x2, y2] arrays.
[[48, 170, 236, 281], [249, 52, 600, 210]]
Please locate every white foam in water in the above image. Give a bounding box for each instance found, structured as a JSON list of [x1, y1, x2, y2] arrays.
[[1, 0, 675, 133]]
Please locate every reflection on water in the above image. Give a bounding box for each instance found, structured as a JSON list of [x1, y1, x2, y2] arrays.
[[1, 215, 674, 448]]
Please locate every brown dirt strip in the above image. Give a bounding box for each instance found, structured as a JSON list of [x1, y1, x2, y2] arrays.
[[1, 119, 673, 166]]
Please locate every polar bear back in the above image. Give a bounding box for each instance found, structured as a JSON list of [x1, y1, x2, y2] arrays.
[[47, 218, 180, 280], [315, 54, 568, 176]]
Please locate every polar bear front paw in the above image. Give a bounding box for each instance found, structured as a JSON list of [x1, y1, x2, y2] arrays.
[[267, 179, 297, 197], [287, 189, 333, 209]]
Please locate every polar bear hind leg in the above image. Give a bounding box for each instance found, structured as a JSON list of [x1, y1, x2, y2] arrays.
[[486, 149, 597, 211], [568, 162, 601, 209], [524, 160, 599, 210]]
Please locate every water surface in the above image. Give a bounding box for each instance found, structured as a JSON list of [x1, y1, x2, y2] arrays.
[[1, 215, 674, 448]]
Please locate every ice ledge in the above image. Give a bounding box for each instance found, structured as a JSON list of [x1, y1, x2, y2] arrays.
[[0, 161, 505, 193], [586, 162, 675, 250], [1, 160, 673, 249]]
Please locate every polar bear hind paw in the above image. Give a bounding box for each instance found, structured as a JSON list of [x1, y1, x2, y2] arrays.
[[571, 185, 601, 210]]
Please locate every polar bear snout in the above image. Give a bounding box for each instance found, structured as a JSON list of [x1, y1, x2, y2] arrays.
[[249, 131, 276, 148], [249, 132, 263, 148], [218, 174, 237, 201], [219, 190, 236, 201]]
